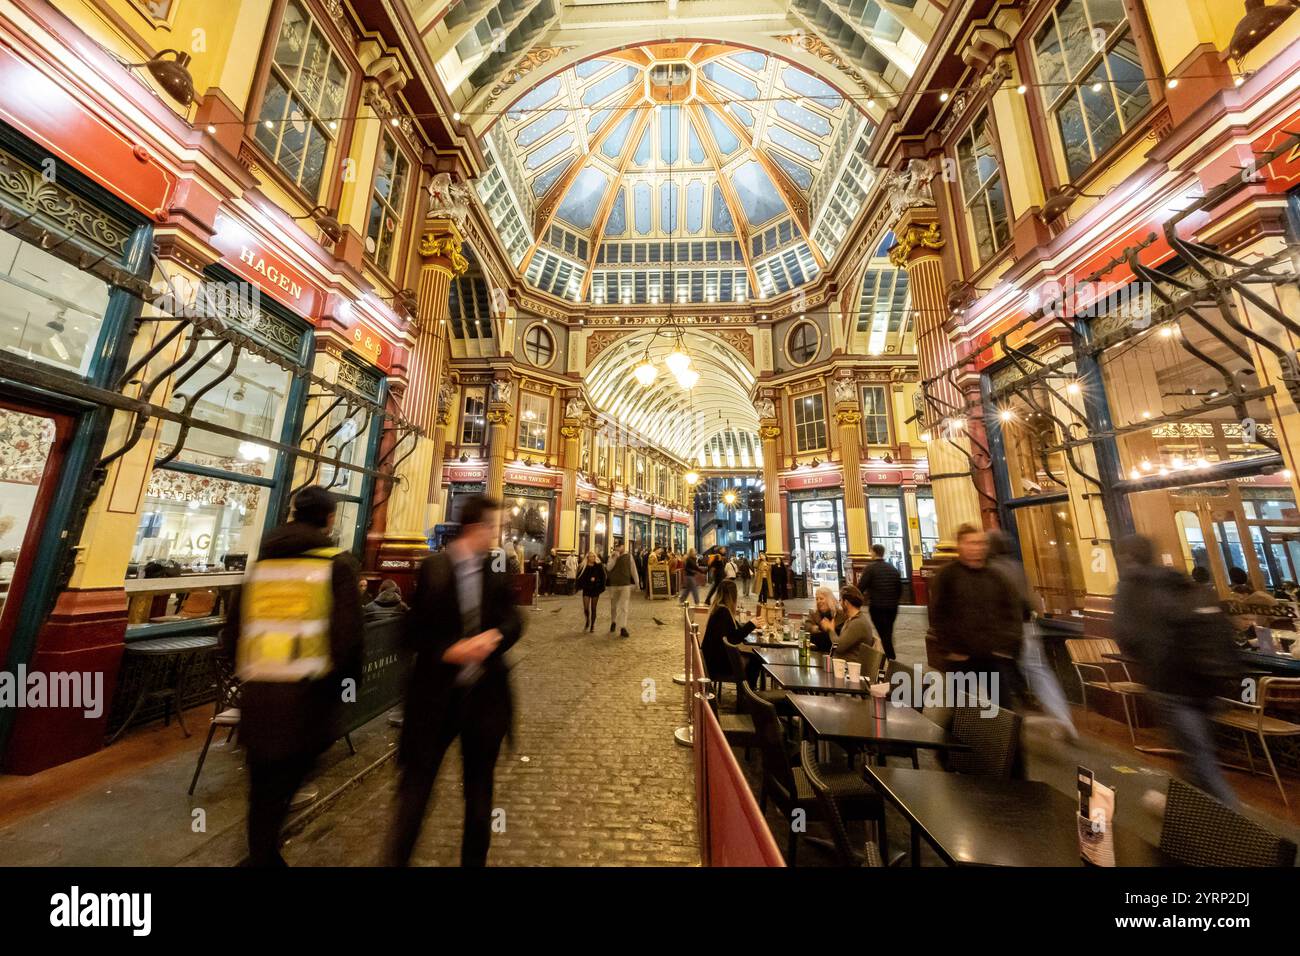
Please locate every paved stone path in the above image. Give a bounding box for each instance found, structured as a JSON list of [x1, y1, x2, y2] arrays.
[[283, 590, 698, 866]]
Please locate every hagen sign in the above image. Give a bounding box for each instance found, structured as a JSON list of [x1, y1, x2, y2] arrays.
[[212, 213, 321, 316]]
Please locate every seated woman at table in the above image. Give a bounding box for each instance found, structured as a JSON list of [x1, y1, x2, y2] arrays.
[[804, 585, 845, 653], [834, 586, 884, 672], [702, 579, 757, 685]]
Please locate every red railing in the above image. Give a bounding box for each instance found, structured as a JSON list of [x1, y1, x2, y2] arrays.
[[685, 612, 784, 867]]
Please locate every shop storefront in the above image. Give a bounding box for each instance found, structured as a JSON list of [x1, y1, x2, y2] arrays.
[[673, 521, 687, 554], [628, 513, 650, 551], [653, 518, 670, 551], [867, 485, 910, 578], [309, 352, 385, 555], [504, 482, 555, 560], [788, 490, 849, 591]]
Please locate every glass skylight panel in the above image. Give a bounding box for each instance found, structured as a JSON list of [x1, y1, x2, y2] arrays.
[[732, 161, 787, 226], [781, 66, 841, 109], [586, 107, 613, 134], [632, 127, 652, 167], [775, 99, 832, 136], [532, 158, 571, 196], [711, 183, 734, 233], [774, 155, 813, 191], [701, 62, 759, 101], [729, 103, 755, 128], [557, 166, 609, 230], [517, 109, 565, 147], [703, 107, 740, 156], [582, 65, 637, 107], [659, 181, 678, 233], [633, 182, 652, 234], [725, 51, 768, 73], [509, 77, 561, 119], [688, 122, 707, 163], [686, 181, 705, 233], [601, 111, 637, 159], [658, 105, 681, 164], [575, 58, 611, 78], [525, 133, 574, 169], [606, 189, 627, 235], [767, 125, 822, 162]]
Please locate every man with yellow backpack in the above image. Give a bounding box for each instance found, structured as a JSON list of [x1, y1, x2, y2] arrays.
[[222, 486, 364, 866]]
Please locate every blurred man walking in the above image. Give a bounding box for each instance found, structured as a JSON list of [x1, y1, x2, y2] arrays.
[[386, 495, 523, 866]]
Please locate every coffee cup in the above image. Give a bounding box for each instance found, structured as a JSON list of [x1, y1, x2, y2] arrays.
[[832, 659, 847, 679], [846, 661, 862, 681]]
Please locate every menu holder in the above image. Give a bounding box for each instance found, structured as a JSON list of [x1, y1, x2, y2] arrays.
[[1076, 765, 1116, 867]]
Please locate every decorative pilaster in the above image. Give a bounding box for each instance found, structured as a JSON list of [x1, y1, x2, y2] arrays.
[[889, 209, 982, 550], [556, 394, 587, 558], [375, 219, 465, 578], [833, 375, 870, 579], [756, 393, 785, 560], [485, 375, 514, 501]]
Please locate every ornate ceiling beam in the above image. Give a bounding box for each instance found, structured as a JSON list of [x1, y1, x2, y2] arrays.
[[683, 102, 760, 295], [578, 105, 656, 298]]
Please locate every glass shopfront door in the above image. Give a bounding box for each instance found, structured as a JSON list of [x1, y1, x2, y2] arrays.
[[790, 494, 848, 591]]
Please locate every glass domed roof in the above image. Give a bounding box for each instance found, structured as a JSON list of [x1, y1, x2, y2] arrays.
[[481, 43, 870, 305]]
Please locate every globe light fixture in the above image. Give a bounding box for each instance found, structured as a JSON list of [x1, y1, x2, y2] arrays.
[[665, 349, 691, 377], [634, 360, 658, 387], [684, 470, 699, 486], [723, 490, 737, 506], [676, 366, 699, 389]]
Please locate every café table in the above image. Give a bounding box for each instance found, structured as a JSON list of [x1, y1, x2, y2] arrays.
[[762, 662, 872, 696], [864, 765, 1171, 867], [752, 647, 824, 668], [106, 634, 220, 744], [787, 693, 964, 767], [743, 632, 802, 649]]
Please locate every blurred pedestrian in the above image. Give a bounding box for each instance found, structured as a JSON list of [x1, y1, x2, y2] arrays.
[[772, 557, 789, 601], [223, 486, 363, 867], [856, 543, 902, 659], [737, 554, 752, 596], [677, 548, 701, 606], [705, 547, 729, 604], [606, 540, 639, 638], [386, 495, 523, 866], [755, 553, 772, 604], [928, 524, 1024, 707], [1113, 535, 1240, 807], [987, 531, 1076, 740], [576, 551, 607, 632]]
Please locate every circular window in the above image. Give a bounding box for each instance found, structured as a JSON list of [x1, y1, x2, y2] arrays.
[[786, 320, 821, 366], [523, 322, 556, 368]]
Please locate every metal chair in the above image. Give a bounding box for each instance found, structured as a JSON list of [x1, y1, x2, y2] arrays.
[[945, 704, 1022, 776], [724, 639, 790, 716], [740, 680, 879, 865], [1211, 676, 1300, 807], [800, 741, 886, 867], [1066, 638, 1146, 746], [188, 655, 242, 796], [1159, 778, 1297, 867]]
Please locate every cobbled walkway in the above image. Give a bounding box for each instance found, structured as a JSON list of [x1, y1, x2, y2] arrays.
[[283, 591, 698, 866]]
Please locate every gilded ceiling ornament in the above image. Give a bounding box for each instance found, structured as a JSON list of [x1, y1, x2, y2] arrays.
[[888, 221, 945, 268]]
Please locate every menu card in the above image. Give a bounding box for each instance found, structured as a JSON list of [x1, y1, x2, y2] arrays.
[[1077, 766, 1116, 866]]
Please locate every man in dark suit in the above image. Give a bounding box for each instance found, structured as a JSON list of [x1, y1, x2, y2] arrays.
[[385, 494, 523, 866]]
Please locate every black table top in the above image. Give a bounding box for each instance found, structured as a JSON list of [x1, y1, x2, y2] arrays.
[[865, 766, 1170, 867], [762, 662, 871, 695], [788, 694, 960, 750], [744, 634, 802, 649], [753, 647, 824, 668]]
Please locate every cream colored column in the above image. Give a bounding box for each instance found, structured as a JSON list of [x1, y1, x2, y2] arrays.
[[834, 399, 870, 577], [377, 222, 465, 560], [890, 212, 982, 549], [759, 412, 785, 559], [485, 379, 513, 501], [556, 400, 585, 558]]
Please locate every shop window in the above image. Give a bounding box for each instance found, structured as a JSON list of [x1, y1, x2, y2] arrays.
[[254, 0, 349, 200], [0, 408, 58, 626], [0, 219, 113, 377], [955, 109, 1010, 264], [365, 131, 410, 271], [518, 392, 549, 452], [861, 385, 890, 445], [868, 491, 907, 577], [793, 392, 827, 452], [916, 491, 939, 559], [505, 489, 553, 560], [596, 429, 609, 478], [1010, 500, 1088, 616], [311, 355, 381, 551], [460, 386, 486, 447], [1032, 0, 1151, 179]]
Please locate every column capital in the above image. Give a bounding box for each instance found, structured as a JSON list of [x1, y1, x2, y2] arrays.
[[486, 407, 513, 427], [834, 408, 863, 427], [887, 217, 945, 268], [419, 218, 469, 275], [758, 423, 781, 441]]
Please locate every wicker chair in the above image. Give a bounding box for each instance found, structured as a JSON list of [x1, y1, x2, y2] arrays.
[[800, 741, 886, 867], [1210, 676, 1300, 807], [1066, 638, 1146, 746], [945, 704, 1022, 776], [741, 679, 880, 865], [694, 630, 757, 754], [188, 654, 242, 796], [1159, 778, 1297, 867], [725, 639, 791, 717]]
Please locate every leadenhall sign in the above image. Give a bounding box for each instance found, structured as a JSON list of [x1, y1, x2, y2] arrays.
[[211, 213, 321, 317]]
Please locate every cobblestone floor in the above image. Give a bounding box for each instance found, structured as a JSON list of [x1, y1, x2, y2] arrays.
[[282, 590, 698, 866]]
